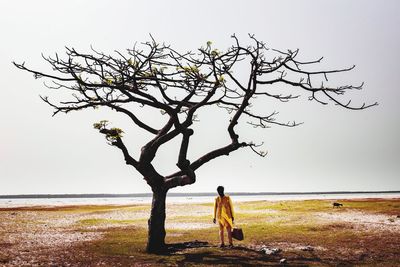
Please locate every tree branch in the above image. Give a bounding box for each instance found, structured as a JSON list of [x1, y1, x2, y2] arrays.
[[15, 35, 377, 192]]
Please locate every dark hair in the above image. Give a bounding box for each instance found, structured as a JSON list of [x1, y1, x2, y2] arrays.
[[217, 186, 224, 196]]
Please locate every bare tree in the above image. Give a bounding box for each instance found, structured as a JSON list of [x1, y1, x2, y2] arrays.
[[14, 35, 376, 253]]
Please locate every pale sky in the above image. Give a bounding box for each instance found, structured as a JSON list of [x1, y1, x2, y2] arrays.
[[0, 0, 399, 194]]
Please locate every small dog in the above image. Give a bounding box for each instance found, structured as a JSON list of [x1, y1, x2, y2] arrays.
[[333, 202, 343, 208]]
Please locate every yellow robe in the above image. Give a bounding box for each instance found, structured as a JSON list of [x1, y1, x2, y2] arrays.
[[214, 195, 234, 228]]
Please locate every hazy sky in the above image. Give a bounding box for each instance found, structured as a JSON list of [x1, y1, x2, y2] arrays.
[[1, 0, 399, 194]]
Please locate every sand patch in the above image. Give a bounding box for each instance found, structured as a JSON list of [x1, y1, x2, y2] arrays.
[[167, 204, 212, 217], [166, 222, 214, 230], [316, 211, 400, 232], [252, 241, 327, 252], [0, 211, 101, 266]]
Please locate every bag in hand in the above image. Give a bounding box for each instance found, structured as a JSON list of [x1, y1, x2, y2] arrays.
[[231, 227, 244, 241]]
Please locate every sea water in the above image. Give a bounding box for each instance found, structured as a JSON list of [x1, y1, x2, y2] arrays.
[[0, 192, 399, 207]]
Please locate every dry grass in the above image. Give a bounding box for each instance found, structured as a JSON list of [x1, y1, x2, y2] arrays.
[[0, 198, 399, 266]]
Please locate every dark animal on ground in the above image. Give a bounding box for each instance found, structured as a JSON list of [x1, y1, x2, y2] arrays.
[[333, 202, 343, 208]]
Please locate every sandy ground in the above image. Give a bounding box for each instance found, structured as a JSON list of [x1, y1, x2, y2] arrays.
[[317, 210, 400, 232], [0, 205, 215, 266], [0, 199, 399, 266]]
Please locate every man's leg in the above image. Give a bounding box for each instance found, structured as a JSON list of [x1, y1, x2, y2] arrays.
[[226, 225, 233, 246], [219, 223, 225, 247]]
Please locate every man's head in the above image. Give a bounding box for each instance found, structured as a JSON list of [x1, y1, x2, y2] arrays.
[[217, 186, 224, 196]]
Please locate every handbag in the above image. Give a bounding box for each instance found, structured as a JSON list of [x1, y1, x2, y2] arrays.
[[231, 227, 244, 241]]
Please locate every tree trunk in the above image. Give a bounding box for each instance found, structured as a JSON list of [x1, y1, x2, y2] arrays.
[[146, 187, 167, 253]]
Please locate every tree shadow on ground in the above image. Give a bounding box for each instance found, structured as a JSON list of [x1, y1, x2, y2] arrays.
[[162, 241, 286, 266], [165, 240, 211, 253], [162, 241, 341, 266]]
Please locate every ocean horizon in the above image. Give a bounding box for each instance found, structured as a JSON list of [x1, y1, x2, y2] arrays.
[[1, 190, 400, 199], [1, 191, 399, 207]]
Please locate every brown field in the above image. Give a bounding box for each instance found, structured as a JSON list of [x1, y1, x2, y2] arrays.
[[0, 198, 399, 266]]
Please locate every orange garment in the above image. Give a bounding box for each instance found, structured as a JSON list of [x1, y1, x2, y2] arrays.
[[214, 195, 234, 228]]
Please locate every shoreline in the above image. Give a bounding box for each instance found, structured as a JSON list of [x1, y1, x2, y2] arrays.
[[1, 190, 399, 198], [1, 194, 400, 208]]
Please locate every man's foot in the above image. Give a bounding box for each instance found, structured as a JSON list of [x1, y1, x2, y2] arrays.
[[219, 244, 225, 248], [227, 244, 234, 248]]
